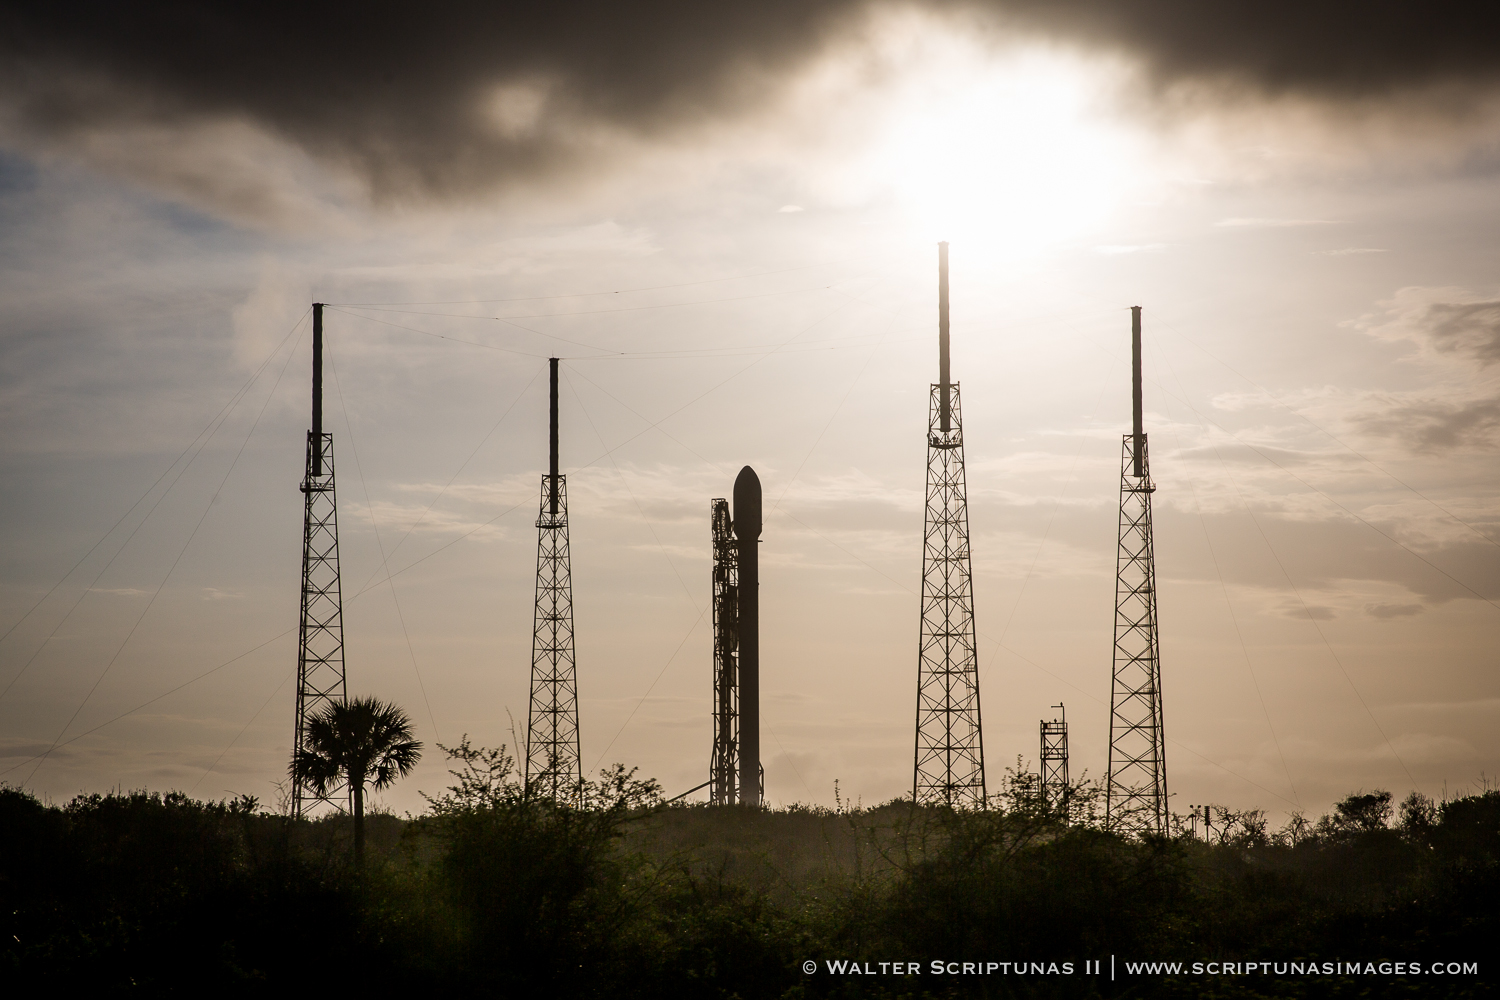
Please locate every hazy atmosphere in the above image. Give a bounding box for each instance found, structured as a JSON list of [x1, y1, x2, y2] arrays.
[[3, 1, 1498, 824]]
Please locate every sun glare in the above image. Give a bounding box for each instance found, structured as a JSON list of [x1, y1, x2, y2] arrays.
[[850, 47, 1144, 258]]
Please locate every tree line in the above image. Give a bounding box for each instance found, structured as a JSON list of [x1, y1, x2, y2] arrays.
[[2, 729, 1494, 997]]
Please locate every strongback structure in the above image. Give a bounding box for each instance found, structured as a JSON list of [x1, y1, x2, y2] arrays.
[[526, 358, 581, 799], [1106, 306, 1168, 835], [709, 498, 740, 805], [733, 467, 763, 807], [293, 303, 348, 819], [914, 243, 986, 807], [1040, 703, 1069, 808]]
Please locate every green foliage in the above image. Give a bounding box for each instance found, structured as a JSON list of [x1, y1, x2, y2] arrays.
[[3, 772, 1497, 997], [418, 738, 664, 989]]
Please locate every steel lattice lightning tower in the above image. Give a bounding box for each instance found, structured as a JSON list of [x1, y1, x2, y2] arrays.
[[1040, 703, 1069, 809], [293, 303, 348, 818], [914, 243, 985, 807], [1106, 306, 1168, 835], [709, 498, 739, 805], [527, 358, 581, 799]]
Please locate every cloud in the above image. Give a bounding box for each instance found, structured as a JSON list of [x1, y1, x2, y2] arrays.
[[1364, 601, 1424, 620], [1353, 392, 1500, 452], [1360, 287, 1500, 366], [1279, 601, 1335, 621], [2, 1, 1498, 214], [1346, 288, 1500, 451]]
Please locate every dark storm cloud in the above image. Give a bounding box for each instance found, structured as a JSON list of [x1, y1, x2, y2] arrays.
[[2, 0, 1498, 201]]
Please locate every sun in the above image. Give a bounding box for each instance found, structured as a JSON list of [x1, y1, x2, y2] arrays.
[[848, 45, 1145, 258]]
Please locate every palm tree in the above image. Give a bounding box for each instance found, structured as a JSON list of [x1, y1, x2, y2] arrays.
[[291, 696, 422, 863]]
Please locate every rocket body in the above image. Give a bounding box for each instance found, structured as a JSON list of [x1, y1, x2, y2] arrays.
[[733, 466, 762, 806]]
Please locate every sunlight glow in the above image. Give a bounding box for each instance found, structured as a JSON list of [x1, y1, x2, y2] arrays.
[[847, 47, 1145, 258]]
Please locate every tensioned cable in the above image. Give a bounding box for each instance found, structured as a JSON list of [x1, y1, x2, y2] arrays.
[[564, 369, 701, 611], [1153, 344, 1302, 809], [187, 663, 296, 797], [564, 366, 828, 800], [1065, 316, 1500, 616], [1146, 373, 1500, 614], [338, 281, 843, 324], [22, 322, 308, 785], [0, 309, 311, 652], [0, 313, 311, 701], [333, 302, 903, 364], [563, 364, 729, 478], [588, 606, 709, 773], [348, 360, 549, 603], [168, 294, 866, 785], [325, 252, 888, 307], [0, 489, 542, 780], [0, 627, 296, 780], [1206, 425, 1418, 791], [768, 501, 1303, 808], [1155, 336, 1417, 791], [324, 307, 554, 358], [1151, 309, 1500, 551], [977, 336, 1118, 692], [327, 337, 442, 743]]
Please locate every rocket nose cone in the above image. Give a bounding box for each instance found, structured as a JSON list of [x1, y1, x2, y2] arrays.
[[733, 466, 762, 538]]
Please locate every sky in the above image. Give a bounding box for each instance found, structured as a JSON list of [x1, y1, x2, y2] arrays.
[[1, 1, 1498, 823]]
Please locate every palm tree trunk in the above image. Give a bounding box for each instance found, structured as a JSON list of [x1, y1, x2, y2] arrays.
[[353, 776, 365, 865]]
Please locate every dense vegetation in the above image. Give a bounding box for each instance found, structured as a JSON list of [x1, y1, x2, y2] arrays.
[[2, 746, 1494, 997]]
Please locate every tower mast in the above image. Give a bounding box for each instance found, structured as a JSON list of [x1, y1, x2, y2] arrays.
[[292, 303, 348, 818], [914, 243, 985, 807], [1106, 306, 1168, 834], [527, 358, 581, 799]]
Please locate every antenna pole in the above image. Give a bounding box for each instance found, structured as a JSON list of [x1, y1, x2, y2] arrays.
[[1131, 306, 1143, 478], [312, 303, 323, 476], [549, 358, 559, 516], [938, 243, 951, 433]]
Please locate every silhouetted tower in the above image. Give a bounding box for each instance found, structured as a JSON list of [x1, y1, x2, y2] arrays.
[[914, 243, 986, 807], [526, 358, 581, 799], [1106, 307, 1168, 835], [293, 303, 348, 818], [1040, 703, 1069, 808], [709, 497, 739, 805], [733, 467, 764, 806]]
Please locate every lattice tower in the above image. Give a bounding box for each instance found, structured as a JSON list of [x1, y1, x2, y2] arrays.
[[1040, 703, 1069, 809], [1106, 306, 1168, 835], [293, 303, 348, 818], [913, 243, 985, 807], [526, 359, 581, 799]]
